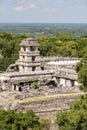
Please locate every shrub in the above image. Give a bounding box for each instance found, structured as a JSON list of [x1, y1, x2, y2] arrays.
[[32, 82, 38, 89]]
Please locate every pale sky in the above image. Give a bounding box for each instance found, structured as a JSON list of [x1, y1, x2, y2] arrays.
[[0, 0, 87, 23]]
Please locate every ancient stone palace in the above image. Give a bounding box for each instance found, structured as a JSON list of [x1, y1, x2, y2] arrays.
[[0, 38, 81, 92]]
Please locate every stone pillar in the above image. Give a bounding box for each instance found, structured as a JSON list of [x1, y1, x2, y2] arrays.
[[68, 80, 72, 87], [16, 85, 19, 91], [26, 47, 30, 52], [19, 66, 24, 72], [25, 66, 28, 72], [65, 79, 71, 87], [20, 55, 23, 60], [60, 78, 66, 87], [25, 56, 28, 61], [35, 46, 38, 51], [74, 81, 78, 86], [21, 46, 24, 52], [1, 82, 7, 91]]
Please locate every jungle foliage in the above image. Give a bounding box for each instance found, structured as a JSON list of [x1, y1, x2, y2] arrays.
[[56, 95, 87, 130], [0, 109, 51, 130], [75, 51, 87, 90], [0, 32, 27, 71], [0, 109, 42, 130], [0, 23, 87, 37]]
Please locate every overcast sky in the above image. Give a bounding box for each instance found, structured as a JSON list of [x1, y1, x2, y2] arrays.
[[0, 0, 87, 23]]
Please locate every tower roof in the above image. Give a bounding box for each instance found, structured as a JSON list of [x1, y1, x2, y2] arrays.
[[20, 37, 39, 46]]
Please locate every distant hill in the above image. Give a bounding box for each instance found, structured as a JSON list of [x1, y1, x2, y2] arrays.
[[0, 23, 87, 37]]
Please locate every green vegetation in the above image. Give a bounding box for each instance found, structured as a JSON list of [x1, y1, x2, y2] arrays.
[[38, 34, 87, 57], [0, 109, 51, 130], [40, 118, 51, 130], [75, 51, 87, 90], [0, 109, 41, 130], [0, 23, 87, 37], [0, 32, 27, 71], [32, 82, 39, 89], [56, 95, 87, 130]]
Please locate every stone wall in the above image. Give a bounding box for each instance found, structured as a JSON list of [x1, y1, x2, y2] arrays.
[[13, 95, 79, 130], [0, 91, 81, 130]]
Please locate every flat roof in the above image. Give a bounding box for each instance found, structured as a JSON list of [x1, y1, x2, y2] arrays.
[[0, 70, 54, 77], [47, 60, 80, 66]]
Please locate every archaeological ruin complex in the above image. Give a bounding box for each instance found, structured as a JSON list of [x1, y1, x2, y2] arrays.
[[0, 38, 81, 92]]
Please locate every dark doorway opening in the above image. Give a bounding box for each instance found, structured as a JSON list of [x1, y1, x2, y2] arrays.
[[32, 66, 36, 71], [32, 56, 35, 61], [14, 84, 16, 90], [19, 87, 22, 91], [30, 46, 35, 51], [41, 66, 44, 70], [71, 80, 74, 87]]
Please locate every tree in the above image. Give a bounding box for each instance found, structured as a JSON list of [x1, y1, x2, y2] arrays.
[[75, 51, 87, 90], [56, 95, 87, 130], [0, 109, 42, 130], [0, 33, 27, 71], [78, 68, 87, 88]]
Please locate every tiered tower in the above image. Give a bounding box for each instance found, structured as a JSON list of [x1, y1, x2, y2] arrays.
[[16, 38, 41, 72]]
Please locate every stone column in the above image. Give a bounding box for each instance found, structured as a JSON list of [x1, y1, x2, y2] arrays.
[[60, 78, 66, 87], [65, 79, 71, 87], [35, 46, 38, 51], [74, 81, 79, 86], [26, 47, 30, 52], [21, 46, 24, 52], [25, 66, 28, 72], [19, 55, 23, 60], [19, 66, 24, 72], [25, 56, 28, 61], [68, 80, 72, 87]]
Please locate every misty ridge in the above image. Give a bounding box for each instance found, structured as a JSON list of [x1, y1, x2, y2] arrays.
[[0, 23, 87, 37]]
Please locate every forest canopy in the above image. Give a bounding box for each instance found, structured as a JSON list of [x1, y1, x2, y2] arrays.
[[0, 109, 47, 130]]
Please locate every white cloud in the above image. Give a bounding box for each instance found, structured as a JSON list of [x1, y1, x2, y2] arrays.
[[14, 6, 24, 11], [44, 7, 56, 13], [29, 3, 37, 9], [14, 0, 38, 11]]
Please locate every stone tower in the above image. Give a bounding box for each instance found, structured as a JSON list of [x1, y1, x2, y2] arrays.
[[16, 38, 41, 72]]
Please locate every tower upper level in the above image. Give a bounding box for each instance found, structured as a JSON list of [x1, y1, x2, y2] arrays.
[[20, 38, 39, 46], [16, 38, 41, 72], [20, 38, 39, 52]]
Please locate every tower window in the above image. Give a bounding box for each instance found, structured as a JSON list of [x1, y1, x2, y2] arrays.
[[22, 56, 25, 60], [22, 66, 24, 71], [23, 46, 26, 51], [32, 66, 36, 71], [32, 56, 35, 61], [71, 80, 74, 87], [30, 46, 35, 51], [41, 66, 44, 70]]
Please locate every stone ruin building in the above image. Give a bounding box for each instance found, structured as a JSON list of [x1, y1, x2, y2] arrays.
[[0, 38, 53, 91], [0, 38, 81, 92]]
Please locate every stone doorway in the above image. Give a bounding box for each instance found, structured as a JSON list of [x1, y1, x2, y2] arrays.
[[19, 86, 22, 91]]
